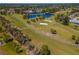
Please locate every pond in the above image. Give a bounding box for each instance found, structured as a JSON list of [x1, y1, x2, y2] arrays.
[[26, 13, 54, 19]]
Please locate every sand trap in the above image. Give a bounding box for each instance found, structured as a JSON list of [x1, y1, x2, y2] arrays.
[[40, 23, 48, 25]]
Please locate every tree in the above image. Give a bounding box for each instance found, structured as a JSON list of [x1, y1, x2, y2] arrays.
[[37, 15, 45, 21], [54, 12, 69, 25], [73, 25, 78, 29], [75, 37, 79, 45], [23, 14, 26, 19], [15, 8, 21, 14], [17, 48, 23, 54], [27, 20, 31, 24], [28, 44, 35, 50], [3, 33, 10, 39], [39, 45, 51, 55], [32, 19, 36, 22], [41, 9, 46, 13], [50, 28, 57, 34], [72, 35, 76, 40], [4, 37, 13, 43], [0, 26, 3, 32], [54, 13, 61, 22], [62, 15, 69, 25]]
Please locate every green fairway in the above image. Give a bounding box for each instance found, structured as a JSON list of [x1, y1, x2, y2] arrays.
[[1, 14, 79, 55]]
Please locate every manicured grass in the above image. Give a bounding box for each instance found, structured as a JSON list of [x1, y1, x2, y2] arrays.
[[2, 14, 79, 54], [0, 41, 26, 55], [0, 42, 17, 55]]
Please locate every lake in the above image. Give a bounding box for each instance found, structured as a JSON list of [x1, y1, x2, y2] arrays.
[[27, 13, 54, 19]]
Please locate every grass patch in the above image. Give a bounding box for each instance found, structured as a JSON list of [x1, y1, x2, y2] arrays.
[[1, 14, 79, 54]]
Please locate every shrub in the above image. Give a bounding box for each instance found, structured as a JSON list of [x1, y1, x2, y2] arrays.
[[27, 20, 31, 24], [72, 35, 76, 40], [75, 37, 79, 45], [39, 45, 51, 55], [50, 28, 57, 34]]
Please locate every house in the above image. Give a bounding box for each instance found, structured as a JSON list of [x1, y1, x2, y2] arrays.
[[70, 18, 79, 25], [0, 9, 6, 15], [7, 8, 15, 14]]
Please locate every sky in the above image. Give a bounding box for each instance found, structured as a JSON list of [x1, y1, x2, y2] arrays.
[[1, 0, 79, 3]]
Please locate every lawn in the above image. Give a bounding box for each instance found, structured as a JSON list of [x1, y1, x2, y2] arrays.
[[1, 14, 79, 54], [0, 42, 17, 55]]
